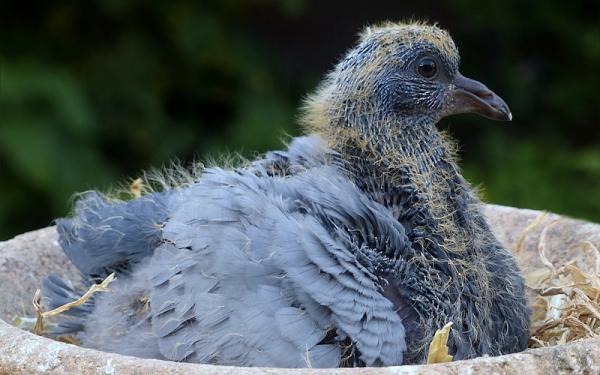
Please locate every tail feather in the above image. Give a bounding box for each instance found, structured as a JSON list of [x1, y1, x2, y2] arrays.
[[48, 190, 173, 335], [57, 191, 172, 279]]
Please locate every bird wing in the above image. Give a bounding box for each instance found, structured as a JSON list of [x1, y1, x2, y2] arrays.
[[136, 169, 340, 367], [45, 135, 335, 342], [146, 167, 407, 366], [49, 136, 412, 366]]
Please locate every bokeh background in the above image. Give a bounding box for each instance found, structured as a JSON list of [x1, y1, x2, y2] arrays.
[[0, 0, 598, 240]]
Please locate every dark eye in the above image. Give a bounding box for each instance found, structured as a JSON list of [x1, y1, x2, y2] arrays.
[[417, 57, 437, 78]]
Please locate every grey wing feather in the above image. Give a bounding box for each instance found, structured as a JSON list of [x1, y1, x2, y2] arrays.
[[154, 167, 405, 366]]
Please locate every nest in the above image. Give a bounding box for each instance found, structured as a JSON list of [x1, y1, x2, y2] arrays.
[[20, 210, 600, 365], [520, 214, 600, 347]]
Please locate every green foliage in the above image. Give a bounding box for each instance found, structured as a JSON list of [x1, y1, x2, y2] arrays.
[[0, 0, 598, 240], [461, 130, 600, 220]]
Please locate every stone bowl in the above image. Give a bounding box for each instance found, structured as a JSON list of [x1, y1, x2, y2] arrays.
[[1, 205, 599, 374]]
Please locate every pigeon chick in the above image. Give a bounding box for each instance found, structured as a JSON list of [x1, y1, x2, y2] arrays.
[[43, 21, 530, 367]]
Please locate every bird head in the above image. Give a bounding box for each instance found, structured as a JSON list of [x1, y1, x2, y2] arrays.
[[303, 21, 512, 142]]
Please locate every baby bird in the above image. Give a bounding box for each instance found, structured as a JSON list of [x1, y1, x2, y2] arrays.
[[43, 21, 529, 367]]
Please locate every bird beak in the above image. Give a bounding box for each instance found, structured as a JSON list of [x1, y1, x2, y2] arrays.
[[445, 73, 512, 121]]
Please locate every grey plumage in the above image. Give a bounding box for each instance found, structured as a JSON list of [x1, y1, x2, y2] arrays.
[[43, 22, 530, 368]]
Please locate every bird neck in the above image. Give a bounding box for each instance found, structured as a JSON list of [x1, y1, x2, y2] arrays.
[[302, 92, 469, 228], [326, 114, 462, 204], [322, 112, 477, 256]]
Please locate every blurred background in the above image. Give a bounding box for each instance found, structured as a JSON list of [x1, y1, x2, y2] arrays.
[[0, 0, 598, 240]]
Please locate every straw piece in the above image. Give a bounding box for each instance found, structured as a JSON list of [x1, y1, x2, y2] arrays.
[[538, 219, 563, 278], [515, 212, 548, 255], [130, 178, 143, 198], [33, 273, 116, 335]]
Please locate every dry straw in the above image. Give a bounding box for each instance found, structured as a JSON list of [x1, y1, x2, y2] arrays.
[[32, 273, 116, 336], [518, 215, 600, 348]]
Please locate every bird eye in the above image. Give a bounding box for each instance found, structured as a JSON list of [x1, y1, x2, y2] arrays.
[[417, 58, 437, 79]]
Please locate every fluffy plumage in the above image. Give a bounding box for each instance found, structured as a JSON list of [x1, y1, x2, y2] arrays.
[[43, 21, 529, 367]]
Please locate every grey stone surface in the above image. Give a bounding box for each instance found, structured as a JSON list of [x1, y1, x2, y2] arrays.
[[1, 204, 599, 374], [0, 227, 78, 323]]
